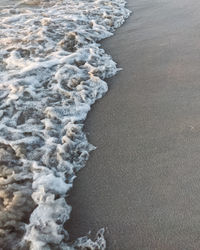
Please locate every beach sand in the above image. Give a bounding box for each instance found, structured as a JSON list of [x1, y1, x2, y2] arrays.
[[66, 0, 200, 249]]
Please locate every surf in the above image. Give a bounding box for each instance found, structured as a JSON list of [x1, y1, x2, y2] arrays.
[[0, 0, 130, 249]]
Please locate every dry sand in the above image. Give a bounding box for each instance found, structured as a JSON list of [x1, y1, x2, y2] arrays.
[[66, 0, 200, 249]]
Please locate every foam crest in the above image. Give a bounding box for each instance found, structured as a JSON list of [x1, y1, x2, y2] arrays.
[[0, 0, 130, 249]]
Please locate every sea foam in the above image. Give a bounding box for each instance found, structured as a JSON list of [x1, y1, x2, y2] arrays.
[[0, 0, 130, 249]]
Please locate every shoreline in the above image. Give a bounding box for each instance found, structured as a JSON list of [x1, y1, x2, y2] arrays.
[[0, 1, 130, 248], [67, 0, 200, 249]]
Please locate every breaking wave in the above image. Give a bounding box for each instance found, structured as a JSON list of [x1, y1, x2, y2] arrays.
[[0, 0, 130, 249]]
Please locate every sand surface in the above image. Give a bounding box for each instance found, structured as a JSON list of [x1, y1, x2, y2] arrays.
[[66, 0, 200, 249]]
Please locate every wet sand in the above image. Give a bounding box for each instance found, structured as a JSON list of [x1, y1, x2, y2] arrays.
[[66, 0, 200, 249]]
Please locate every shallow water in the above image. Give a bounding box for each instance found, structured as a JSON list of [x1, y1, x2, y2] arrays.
[[0, 0, 19, 6], [0, 0, 130, 249]]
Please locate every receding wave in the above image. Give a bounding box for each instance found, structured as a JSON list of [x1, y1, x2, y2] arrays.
[[0, 0, 130, 249]]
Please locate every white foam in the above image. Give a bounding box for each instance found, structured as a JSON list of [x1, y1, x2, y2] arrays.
[[0, 0, 130, 249]]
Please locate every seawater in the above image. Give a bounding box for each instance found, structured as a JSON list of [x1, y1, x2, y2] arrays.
[[0, 0, 130, 249]]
